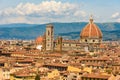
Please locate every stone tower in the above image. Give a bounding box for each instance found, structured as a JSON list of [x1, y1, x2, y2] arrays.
[[46, 24, 54, 51], [56, 36, 63, 52]]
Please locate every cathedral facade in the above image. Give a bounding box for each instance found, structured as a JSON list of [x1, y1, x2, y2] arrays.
[[35, 17, 103, 52]]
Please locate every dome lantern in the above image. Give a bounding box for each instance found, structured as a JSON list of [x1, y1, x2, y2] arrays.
[[89, 15, 93, 24]]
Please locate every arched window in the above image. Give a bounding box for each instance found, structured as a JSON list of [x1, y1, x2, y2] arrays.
[[48, 30, 50, 35]]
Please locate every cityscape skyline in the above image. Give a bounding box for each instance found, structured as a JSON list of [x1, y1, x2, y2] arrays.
[[0, 0, 120, 24], [0, 18, 120, 80], [0, 1, 120, 79]]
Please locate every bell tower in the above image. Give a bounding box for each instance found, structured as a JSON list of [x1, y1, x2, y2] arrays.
[[46, 24, 54, 51]]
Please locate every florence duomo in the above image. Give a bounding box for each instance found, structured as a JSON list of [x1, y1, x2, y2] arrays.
[[35, 16, 103, 53], [0, 0, 120, 80]]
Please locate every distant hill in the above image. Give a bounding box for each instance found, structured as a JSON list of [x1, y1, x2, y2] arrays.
[[58, 30, 120, 41], [0, 22, 120, 40]]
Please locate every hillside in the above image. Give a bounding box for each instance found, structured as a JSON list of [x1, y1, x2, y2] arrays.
[[0, 22, 120, 40]]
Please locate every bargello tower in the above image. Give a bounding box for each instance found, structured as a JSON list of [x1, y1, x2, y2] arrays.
[[45, 24, 54, 51]]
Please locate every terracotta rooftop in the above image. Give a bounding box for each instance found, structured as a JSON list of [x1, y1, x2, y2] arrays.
[[82, 73, 110, 79], [80, 57, 110, 61], [80, 17, 102, 39], [35, 36, 43, 44], [44, 63, 67, 67]]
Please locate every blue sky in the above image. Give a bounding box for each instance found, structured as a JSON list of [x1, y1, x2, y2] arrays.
[[0, 0, 120, 24]]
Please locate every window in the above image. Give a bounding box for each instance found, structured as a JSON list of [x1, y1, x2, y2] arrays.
[[48, 30, 50, 35], [47, 39, 49, 41], [99, 40, 101, 42], [47, 44, 49, 46], [85, 39, 87, 42]]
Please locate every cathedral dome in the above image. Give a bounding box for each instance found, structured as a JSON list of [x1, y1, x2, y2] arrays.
[[35, 36, 43, 44], [80, 16, 102, 39]]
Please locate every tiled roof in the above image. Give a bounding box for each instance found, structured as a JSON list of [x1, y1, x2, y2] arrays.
[[35, 36, 43, 43], [82, 73, 110, 79], [80, 18, 102, 38]]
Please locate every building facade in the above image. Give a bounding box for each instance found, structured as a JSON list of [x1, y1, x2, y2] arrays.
[[35, 16, 103, 52]]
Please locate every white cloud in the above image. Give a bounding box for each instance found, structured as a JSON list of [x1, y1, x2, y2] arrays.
[[0, 1, 87, 24], [74, 11, 87, 17], [111, 12, 120, 18], [0, 16, 32, 24], [117, 18, 120, 22], [111, 12, 120, 22]]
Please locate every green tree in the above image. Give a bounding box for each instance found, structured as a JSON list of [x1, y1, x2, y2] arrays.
[[35, 74, 40, 80]]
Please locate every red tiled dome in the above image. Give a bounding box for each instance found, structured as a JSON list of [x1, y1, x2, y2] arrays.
[[35, 36, 43, 44], [80, 17, 102, 39]]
